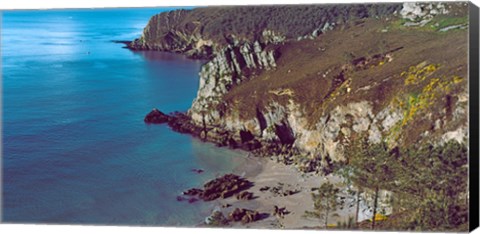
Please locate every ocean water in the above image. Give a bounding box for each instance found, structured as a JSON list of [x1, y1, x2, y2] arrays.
[[1, 8, 248, 226]]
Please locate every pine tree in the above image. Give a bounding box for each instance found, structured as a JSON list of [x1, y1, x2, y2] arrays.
[[305, 181, 343, 228], [346, 138, 396, 230], [392, 140, 468, 230]]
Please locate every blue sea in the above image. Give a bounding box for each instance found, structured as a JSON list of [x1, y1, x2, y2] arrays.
[[1, 8, 249, 226]]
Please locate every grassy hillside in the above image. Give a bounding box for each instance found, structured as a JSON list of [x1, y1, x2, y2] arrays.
[[223, 15, 468, 147], [174, 4, 400, 40], [132, 4, 402, 54]]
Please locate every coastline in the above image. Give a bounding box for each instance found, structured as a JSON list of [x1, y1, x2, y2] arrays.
[[202, 154, 360, 229], [138, 3, 470, 230]]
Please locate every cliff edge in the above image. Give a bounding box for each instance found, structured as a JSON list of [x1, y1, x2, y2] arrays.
[[132, 2, 469, 173]]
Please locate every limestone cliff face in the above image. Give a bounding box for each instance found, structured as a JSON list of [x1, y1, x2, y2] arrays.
[[177, 3, 468, 173], [133, 3, 468, 172], [194, 93, 467, 172], [400, 2, 450, 22], [189, 40, 279, 126]]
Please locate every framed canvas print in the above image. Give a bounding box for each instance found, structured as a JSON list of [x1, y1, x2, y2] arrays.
[[1, 0, 479, 232]]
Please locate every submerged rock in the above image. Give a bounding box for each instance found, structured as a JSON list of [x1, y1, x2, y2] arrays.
[[176, 196, 187, 202], [192, 168, 205, 174], [188, 197, 199, 203], [144, 108, 170, 124], [183, 188, 204, 196]]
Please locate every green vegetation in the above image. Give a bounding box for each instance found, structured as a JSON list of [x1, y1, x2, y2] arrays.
[[346, 138, 394, 230], [388, 62, 466, 144], [333, 166, 363, 225], [426, 15, 468, 32], [222, 12, 468, 126], [343, 139, 468, 231], [142, 4, 401, 46], [393, 140, 468, 230], [390, 15, 468, 32], [305, 181, 343, 227]]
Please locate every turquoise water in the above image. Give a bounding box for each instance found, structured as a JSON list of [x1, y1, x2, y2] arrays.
[[2, 8, 247, 226]]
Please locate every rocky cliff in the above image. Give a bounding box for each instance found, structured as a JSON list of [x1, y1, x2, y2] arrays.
[[134, 2, 469, 173], [129, 4, 404, 56]]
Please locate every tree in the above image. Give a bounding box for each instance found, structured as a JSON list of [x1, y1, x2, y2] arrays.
[[344, 136, 468, 231], [333, 165, 363, 225], [346, 138, 396, 230], [305, 181, 343, 228], [392, 140, 469, 230]]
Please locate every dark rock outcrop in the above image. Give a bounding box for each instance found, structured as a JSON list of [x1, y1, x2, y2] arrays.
[[144, 108, 171, 124], [266, 183, 300, 197], [202, 174, 253, 201], [143, 110, 204, 136], [273, 205, 289, 218], [236, 191, 254, 200], [259, 186, 270, 192], [191, 168, 204, 174], [228, 208, 260, 224], [183, 174, 253, 201], [183, 188, 203, 196], [167, 112, 203, 135]]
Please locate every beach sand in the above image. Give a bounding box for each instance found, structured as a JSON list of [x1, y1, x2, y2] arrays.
[[206, 155, 362, 229]]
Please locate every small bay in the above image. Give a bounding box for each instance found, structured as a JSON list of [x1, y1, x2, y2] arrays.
[[2, 8, 247, 226]]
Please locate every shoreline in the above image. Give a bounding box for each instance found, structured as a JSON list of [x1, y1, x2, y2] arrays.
[[202, 154, 361, 229]]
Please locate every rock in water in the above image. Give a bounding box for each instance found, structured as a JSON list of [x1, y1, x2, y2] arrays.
[[191, 168, 204, 174], [144, 108, 170, 124], [183, 188, 204, 196]]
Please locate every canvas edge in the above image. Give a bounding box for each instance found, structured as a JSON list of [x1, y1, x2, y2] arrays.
[[469, 1, 479, 232]]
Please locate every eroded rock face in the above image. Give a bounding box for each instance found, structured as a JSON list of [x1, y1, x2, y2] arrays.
[[132, 6, 403, 132], [135, 4, 467, 174], [180, 92, 467, 173], [189, 41, 279, 126]]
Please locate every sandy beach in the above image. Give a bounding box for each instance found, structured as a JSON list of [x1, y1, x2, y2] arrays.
[[204, 155, 363, 229]]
